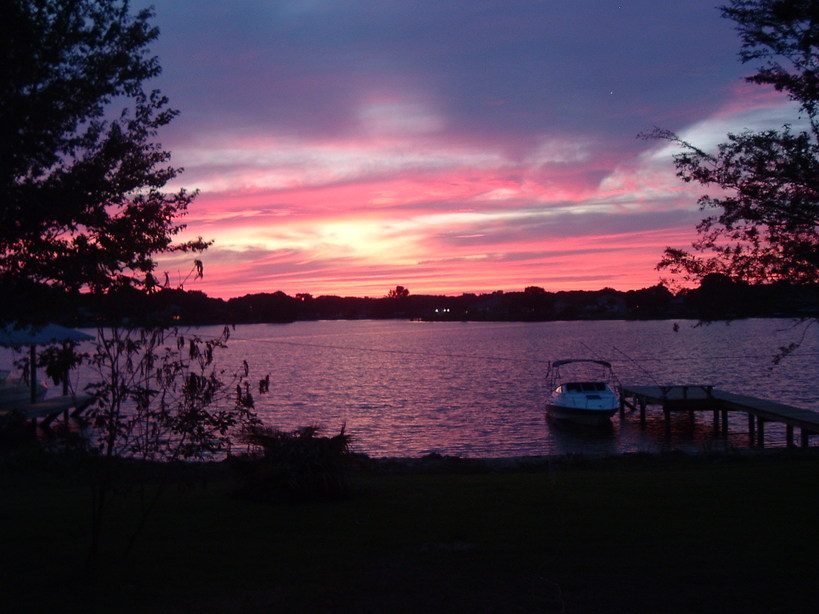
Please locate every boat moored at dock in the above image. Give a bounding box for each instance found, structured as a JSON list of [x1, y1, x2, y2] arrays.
[[545, 359, 619, 426]]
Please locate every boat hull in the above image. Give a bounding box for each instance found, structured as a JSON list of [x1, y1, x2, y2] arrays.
[[545, 403, 618, 426]]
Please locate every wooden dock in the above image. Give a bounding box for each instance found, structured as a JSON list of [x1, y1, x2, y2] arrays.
[[0, 394, 94, 428], [619, 385, 819, 448]]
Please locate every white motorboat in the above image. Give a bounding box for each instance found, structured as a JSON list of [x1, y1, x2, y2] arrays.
[[545, 359, 619, 425]]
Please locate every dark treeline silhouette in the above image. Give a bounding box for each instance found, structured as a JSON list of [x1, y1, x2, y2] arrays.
[[7, 275, 815, 327]]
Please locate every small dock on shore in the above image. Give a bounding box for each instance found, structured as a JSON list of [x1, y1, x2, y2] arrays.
[[619, 385, 819, 448], [0, 394, 94, 429]]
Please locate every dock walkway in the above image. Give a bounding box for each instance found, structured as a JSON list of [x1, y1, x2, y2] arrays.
[[619, 385, 819, 448], [0, 394, 94, 428]]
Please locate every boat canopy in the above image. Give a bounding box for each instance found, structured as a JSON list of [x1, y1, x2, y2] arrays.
[[551, 359, 612, 369]]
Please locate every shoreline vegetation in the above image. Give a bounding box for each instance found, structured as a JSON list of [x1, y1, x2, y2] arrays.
[[2, 447, 818, 613], [6, 275, 817, 327]]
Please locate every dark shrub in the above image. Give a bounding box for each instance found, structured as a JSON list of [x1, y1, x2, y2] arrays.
[[230, 424, 352, 502]]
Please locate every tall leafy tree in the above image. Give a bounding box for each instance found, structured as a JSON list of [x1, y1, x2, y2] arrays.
[[0, 0, 206, 309], [0, 2, 258, 572], [648, 0, 819, 286]]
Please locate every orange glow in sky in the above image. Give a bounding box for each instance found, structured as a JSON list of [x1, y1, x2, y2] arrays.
[[141, 1, 795, 299]]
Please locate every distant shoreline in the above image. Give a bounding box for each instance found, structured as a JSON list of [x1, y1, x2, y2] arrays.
[[7, 277, 816, 327]]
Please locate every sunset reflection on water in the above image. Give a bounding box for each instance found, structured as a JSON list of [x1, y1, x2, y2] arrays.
[[2, 319, 814, 457], [216, 319, 818, 458]]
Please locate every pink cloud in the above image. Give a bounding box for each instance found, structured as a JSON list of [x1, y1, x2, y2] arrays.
[[161, 122, 731, 299], [141, 0, 790, 300]]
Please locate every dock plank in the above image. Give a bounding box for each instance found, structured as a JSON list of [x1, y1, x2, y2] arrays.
[[0, 394, 94, 421], [620, 384, 819, 437], [713, 390, 819, 430]]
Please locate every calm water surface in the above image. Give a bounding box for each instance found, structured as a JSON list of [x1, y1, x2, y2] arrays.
[[6, 319, 817, 458], [214, 319, 818, 458]]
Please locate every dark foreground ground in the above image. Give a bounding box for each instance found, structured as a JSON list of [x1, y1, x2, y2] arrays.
[[2, 450, 819, 613]]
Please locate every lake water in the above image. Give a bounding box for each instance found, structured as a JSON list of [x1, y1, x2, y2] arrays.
[[215, 318, 818, 458], [5, 318, 818, 458]]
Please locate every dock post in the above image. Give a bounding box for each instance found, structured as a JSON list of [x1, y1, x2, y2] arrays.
[[721, 409, 728, 439], [786, 424, 794, 448], [712, 408, 720, 434], [757, 419, 765, 448], [663, 406, 671, 441], [639, 399, 646, 429], [748, 414, 756, 448], [801, 430, 810, 448]]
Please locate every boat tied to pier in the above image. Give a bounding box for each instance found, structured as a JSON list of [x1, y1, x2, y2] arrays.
[[545, 359, 620, 425]]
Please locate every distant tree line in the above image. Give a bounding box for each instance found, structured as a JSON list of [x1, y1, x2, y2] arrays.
[[9, 277, 814, 328]]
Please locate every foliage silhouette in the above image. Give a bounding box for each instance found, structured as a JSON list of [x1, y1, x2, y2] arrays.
[[0, 0, 208, 313], [0, 1, 267, 573], [231, 424, 353, 502], [645, 0, 819, 287], [82, 325, 262, 569], [387, 285, 410, 299]]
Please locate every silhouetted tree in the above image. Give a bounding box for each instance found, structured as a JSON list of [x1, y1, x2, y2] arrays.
[[0, 1, 265, 574], [226, 291, 299, 323], [83, 326, 261, 568], [625, 284, 674, 317], [387, 285, 410, 299], [231, 424, 352, 502], [646, 0, 819, 286], [0, 0, 207, 313]]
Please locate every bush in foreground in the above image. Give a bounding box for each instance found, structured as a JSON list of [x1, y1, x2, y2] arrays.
[[230, 424, 352, 502]]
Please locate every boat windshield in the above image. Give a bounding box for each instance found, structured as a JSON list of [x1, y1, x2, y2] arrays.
[[565, 382, 607, 392]]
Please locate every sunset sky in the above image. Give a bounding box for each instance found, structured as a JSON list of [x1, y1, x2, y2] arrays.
[[136, 0, 796, 299]]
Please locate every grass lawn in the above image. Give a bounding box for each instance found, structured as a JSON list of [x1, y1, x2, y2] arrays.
[[2, 452, 819, 613]]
